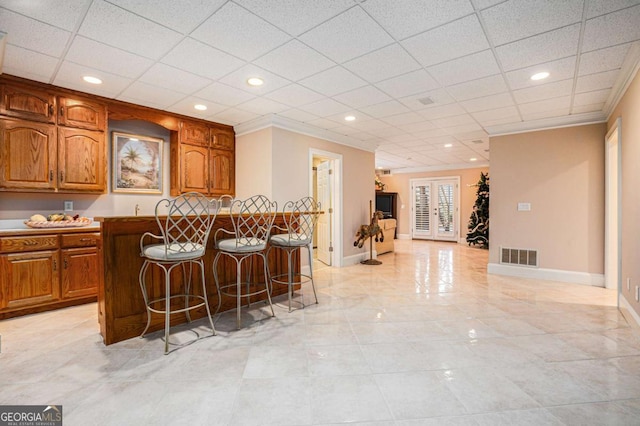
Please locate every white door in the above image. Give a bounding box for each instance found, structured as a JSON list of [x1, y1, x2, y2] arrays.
[[605, 120, 621, 291], [411, 178, 459, 241], [316, 160, 332, 265]]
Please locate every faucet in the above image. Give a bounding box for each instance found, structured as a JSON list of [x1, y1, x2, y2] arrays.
[[135, 204, 140, 216]]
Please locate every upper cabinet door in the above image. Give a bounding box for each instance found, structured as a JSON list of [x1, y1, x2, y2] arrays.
[[180, 121, 210, 147], [0, 118, 57, 190], [180, 144, 209, 193], [57, 96, 106, 131], [57, 127, 106, 192], [0, 83, 56, 123], [211, 128, 234, 150]]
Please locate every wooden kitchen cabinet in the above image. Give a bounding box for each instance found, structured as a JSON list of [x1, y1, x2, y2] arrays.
[[57, 127, 106, 192], [171, 120, 235, 197], [0, 82, 56, 123], [0, 230, 100, 318], [57, 96, 106, 131]]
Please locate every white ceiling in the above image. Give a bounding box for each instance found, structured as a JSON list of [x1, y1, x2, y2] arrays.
[[1, 0, 639, 172]]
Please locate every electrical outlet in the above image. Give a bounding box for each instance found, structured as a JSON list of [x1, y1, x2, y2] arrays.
[[636, 285, 639, 302], [628, 278, 631, 291], [64, 201, 73, 211]]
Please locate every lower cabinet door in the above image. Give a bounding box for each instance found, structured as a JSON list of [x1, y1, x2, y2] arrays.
[[61, 247, 98, 299], [0, 250, 60, 309]]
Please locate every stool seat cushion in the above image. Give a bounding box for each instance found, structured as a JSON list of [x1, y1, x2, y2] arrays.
[[142, 243, 205, 261], [270, 233, 312, 247], [217, 237, 267, 253]]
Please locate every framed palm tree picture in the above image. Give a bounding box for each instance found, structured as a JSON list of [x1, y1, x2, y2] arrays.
[[112, 132, 163, 194]]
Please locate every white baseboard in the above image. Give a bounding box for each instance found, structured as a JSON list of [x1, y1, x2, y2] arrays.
[[619, 296, 640, 328], [487, 263, 605, 287], [343, 252, 370, 266], [397, 233, 411, 240]]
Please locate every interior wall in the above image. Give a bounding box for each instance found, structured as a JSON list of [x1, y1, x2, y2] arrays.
[[378, 167, 489, 238], [235, 127, 273, 200], [0, 120, 171, 219], [608, 68, 640, 319], [489, 123, 606, 274]]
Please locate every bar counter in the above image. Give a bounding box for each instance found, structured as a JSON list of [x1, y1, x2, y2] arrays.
[[96, 214, 296, 345]]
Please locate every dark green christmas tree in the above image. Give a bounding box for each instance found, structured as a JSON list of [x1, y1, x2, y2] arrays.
[[466, 172, 489, 248]]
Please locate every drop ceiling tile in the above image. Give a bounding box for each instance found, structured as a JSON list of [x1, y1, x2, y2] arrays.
[[481, 115, 523, 127], [236, 97, 290, 115], [571, 103, 605, 114], [219, 64, 292, 95], [195, 83, 256, 107], [579, 43, 631, 76], [78, 1, 181, 59], [324, 111, 374, 125], [0, 0, 91, 31], [208, 108, 259, 126], [401, 121, 439, 133], [65, 36, 153, 79], [446, 74, 507, 101], [521, 106, 570, 121], [481, 0, 583, 46], [381, 112, 426, 126], [375, 69, 441, 98], [139, 63, 212, 95], [427, 50, 500, 86], [586, 0, 640, 18], [264, 84, 325, 107], [362, 0, 474, 39], [505, 56, 577, 89], [276, 108, 319, 123], [472, 106, 520, 123], [460, 92, 514, 113], [496, 24, 581, 71], [118, 81, 186, 110], [360, 100, 410, 118], [472, 0, 506, 10], [441, 123, 483, 135], [573, 89, 611, 106], [306, 117, 345, 129], [298, 98, 352, 117], [348, 118, 392, 131], [398, 89, 456, 110], [299, 66, 366, 97], [410, 128, 450, 139], [343, 43, 421, 83], [107, 0, 226, 33], [2, 44, 58, 83], [53, 61, 133, 98], [419, 103, 467, 119], [513, 79, 573, 104], [0, 9, 70, 56], [519, 96, 571, 115], [333, 85, 392, 108], [457, 130, 489, 141], [299, 7, 393, 63], [576, 70, 619, 93], [582, 5, 640, 52], [254, 40, 335, 81], [235, 0, 353, 36], [432, 114, 477, 128], [385, 133, 420, 144], [191, 2, 290, 61], [402, 15, 489, 67], [166, 97, 227, 118], [161, 38, 245, 81], [331, 124, 371, 136]]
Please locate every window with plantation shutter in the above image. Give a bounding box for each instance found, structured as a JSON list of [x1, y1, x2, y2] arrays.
[[438, 183, 454, 233], [414, 184, 430, 236], [411, 177, 459, 241]]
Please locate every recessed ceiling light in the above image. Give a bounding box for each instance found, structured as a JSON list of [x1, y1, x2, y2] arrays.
[[470, 157, 477, 162], [345, 115, 356, 122], [194, 104, 207, 111], [530, 72, 550, 81], [444, 143, 453, 148], [83, 76, 102, 85], [247, 77, 264, 86]]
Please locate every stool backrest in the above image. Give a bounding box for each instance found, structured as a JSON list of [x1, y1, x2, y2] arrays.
[[282, 197, 321, 243], [228, 194, 277, 246], [154, 192, 218, 254]]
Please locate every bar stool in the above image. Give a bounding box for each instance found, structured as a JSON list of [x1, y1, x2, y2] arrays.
[[212, 194, 277, 329], [138, 192, 219, 354], [268, 197, 321, 312]]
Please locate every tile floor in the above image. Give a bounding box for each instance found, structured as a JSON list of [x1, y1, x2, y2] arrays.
[[1, 240, 640, 425]]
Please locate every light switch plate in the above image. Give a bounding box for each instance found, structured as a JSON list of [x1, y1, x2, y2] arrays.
[[64, 201, 73, 211], [517, 202, 531, 211]]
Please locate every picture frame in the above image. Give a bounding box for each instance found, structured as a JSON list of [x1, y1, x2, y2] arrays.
[[112, 132, 163, 194]]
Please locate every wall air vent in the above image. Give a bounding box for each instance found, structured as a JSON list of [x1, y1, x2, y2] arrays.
[[500, 247, 538, 267], [376, 169, 392, 176]]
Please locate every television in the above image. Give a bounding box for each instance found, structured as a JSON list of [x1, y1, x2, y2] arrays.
[[375, 192, 396, 219]]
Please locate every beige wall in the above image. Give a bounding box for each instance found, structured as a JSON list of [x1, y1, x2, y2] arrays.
[[489, 123, 606, 274], [236, 126, 376, 263], [608, 69, 640, 319], [378, 167, 489, 238]]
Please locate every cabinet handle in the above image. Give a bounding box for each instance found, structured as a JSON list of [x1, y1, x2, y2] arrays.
[[49, 104, 54, 116], [60, 106, 64, 117], [60, 171, 64, 182], [64, 258, 68, 269], [23, 241, 38, 246], [53, 259, 57, 271], [49, 170, 54, 182]]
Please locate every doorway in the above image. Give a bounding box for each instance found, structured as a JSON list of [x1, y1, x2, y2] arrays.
[[410, 177, 460, 242], [605, 118, 621, 294], [310, 149, 343, 267]]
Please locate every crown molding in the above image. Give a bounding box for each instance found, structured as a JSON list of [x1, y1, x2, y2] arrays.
[[388, 161, 490, 175], [605, 41, 640, 119], [234, 114, 376, 153], [485, 111, 606, 137]]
